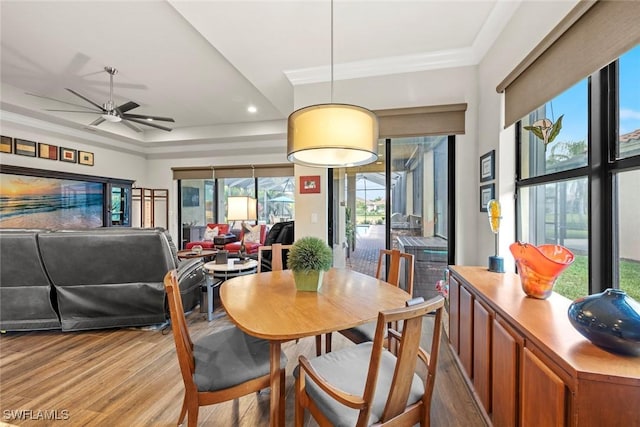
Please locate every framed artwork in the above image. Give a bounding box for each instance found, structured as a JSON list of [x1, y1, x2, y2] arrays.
[[59, 147, 77, 163], [14, 139, 37, 157], [480, 183, 495, 212], [300, 175, 320, 194], [78, 151, 94, 166], [0, 136, 12, 154], [39, 143, 59, 160], [480, 150, 495, 182]]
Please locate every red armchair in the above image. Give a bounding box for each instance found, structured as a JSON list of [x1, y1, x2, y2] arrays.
[[224, 224, 267, 254], [185, 224, 232, 250]]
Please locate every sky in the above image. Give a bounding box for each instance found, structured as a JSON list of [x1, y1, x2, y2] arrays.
[[547, 44, 639, 143]]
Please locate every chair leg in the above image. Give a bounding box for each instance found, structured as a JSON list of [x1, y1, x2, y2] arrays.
[[315, 335, 322, 356], [187, 399, 199, 427], [325, 332, 332, 353], [294, 369, 304, 427], [177, 394, 188, 425], [279, 368, 286, 424]]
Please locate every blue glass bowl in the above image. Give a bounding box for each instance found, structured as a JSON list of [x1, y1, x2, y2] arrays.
[[568, 288, 640, 356]]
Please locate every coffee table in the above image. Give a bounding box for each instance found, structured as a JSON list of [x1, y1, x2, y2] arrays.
[[176, 249, 217, 261], [201, 259, 258, 321]]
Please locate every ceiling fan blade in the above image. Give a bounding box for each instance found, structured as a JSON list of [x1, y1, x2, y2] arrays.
[[66, 88, 104, 111], [26, 92, 98, 111], [90, 117, 106, 126], [121, 120, 143, 133], [45, 109, 101, 113], [126, 117, 172, 132], [122, 113, 175, 122], [116, 101, 139, 113]]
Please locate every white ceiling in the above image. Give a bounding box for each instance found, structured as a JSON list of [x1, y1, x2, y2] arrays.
[[0, 0, 521, 154]]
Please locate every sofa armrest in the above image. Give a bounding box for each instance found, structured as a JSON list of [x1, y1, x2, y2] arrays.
[[177, 257, 203, 275], [176, 258, 205, 312]]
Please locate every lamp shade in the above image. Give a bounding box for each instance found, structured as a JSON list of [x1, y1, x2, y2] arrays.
[[227, 196, 257, 221], [287, 103, 379, 168]]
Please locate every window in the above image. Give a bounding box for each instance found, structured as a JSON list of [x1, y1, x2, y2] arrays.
[[516, 45, 640, 301], [177, 170, 295, 248]]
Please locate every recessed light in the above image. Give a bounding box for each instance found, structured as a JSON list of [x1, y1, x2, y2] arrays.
[[147, 118, 154, 121], [247, 105, 257, 114]]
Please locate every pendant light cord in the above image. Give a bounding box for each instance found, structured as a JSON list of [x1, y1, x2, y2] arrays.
[[330, 0, 334, 103]]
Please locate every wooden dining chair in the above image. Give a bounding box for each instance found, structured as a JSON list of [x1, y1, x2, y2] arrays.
[[257, 243, 293, 273], [164, 270, 287, 427], [296, 295, 445, 427], [319, 249, 415, 355]]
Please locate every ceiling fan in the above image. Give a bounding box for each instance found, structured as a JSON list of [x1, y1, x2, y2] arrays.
[[28, 66, 174, 132]]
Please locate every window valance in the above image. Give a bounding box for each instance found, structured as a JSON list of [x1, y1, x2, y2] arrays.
[[498, 0, 640, 127]]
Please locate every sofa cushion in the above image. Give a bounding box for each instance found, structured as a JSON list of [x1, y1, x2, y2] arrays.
[[244, 224, 262, 243], [204, 225, 219, 241], [0, 229, 61, 331], [38, 228, 175, 331]]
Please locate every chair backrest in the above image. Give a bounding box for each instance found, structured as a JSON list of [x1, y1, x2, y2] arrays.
[[164, 270, 197, 391], [361, 295, 445, 425], [376, 249, 414, 296], [257, 243, 293, 273]]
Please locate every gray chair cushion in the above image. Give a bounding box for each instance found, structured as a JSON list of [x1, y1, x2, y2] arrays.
[[194, 327, 287, 392], [294, 342, 423, 426]]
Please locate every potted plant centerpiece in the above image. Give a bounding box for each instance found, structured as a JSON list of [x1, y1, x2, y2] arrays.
[[287, 236, 333, 291]]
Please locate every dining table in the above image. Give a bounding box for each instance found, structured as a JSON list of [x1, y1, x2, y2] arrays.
[[219, 267, 411, 427]]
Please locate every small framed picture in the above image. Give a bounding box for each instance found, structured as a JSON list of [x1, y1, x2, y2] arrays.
[[59, 147, 77, 163], [78, 151, 94, 166], [300, 175, 321, 194], [0, 136, 13, 154], [480, 150, 495, 182], [480, 183, 495, 212], [14, 139, 37, 157], [39, 143, 59, 160]]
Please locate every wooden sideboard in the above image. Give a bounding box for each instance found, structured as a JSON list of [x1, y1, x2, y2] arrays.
[[448, 266, 640, 427]]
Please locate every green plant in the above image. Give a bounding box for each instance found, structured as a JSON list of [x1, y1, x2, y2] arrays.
[[287, 236, 333, 273]]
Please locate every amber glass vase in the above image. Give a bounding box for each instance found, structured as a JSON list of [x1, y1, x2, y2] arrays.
[[509, 242, 575, 299]]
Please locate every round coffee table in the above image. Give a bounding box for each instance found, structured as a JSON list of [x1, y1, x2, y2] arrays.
[[201, 259, 258, 321], [204, 259, 259, 280], [176, 249, 217, 260]]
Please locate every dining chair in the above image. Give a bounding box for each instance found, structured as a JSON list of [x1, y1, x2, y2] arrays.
[[257, 243, 293, 273], [319, 249, 415, 355], [164, 270, 287, 427], [295, 295, 445, 427]]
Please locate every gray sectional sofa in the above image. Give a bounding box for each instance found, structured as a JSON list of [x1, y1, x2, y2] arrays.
[[0, 227, 204, 332]]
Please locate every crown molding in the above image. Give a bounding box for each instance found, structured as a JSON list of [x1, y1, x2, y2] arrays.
[[285, 0, 521, 86]]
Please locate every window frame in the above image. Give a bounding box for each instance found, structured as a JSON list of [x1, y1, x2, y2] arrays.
[[516, 57, 640, 295]]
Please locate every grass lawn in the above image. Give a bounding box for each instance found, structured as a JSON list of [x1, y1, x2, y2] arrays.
[[555, 255, 640, 302]]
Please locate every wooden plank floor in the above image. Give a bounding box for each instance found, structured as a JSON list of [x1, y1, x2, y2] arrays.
[[0, 308, 487, 426]]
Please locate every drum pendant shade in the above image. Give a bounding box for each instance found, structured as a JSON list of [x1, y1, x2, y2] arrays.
[[287, 103, 379, 168]]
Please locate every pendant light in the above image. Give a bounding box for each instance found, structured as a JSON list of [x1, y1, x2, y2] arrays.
[[287, 0, 379, 168]]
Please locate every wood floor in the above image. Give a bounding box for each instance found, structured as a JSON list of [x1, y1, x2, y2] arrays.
[[0, 308, 487, 427]]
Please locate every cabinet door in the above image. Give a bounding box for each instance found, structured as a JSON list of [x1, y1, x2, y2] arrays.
[[492, 318, 520, 427], [449, 275, 460, 353], [459, 285, 474, 378], [521, 347, 567, 427], [473, 299, 492, 413]]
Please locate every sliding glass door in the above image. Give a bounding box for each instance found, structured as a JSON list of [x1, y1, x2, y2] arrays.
[[331, 136, 453, 300]]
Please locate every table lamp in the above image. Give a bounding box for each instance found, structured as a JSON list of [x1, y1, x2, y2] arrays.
[[487, 199, 504, 273], [227, 196, 257, 257]]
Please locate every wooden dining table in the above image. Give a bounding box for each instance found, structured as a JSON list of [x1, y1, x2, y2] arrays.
[[219, 267, 411, 427]]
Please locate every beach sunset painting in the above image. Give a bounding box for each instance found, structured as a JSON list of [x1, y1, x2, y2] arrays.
[[0, 173, 103, 228]]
